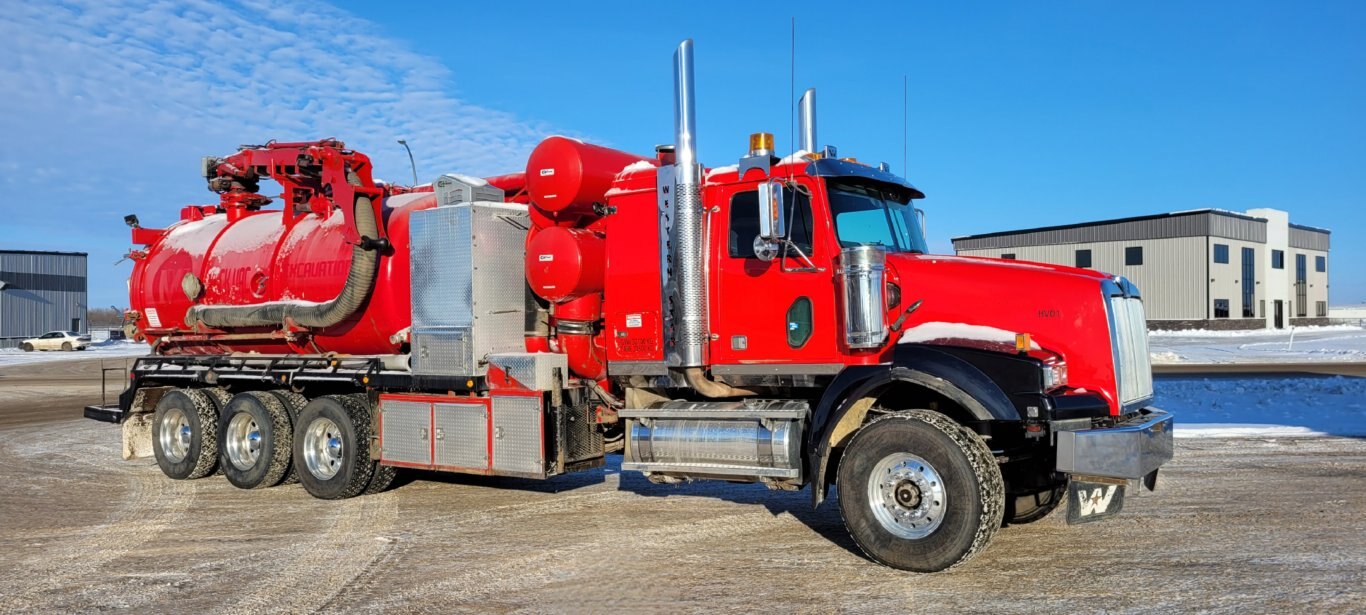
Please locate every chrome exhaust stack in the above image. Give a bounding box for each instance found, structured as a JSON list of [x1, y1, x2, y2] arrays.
[[670, 39, 706, 367], [798, 88, 817, 153]]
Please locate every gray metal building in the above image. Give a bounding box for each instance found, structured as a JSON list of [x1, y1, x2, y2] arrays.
[[952, 209, 1330, 330], [0, 250, 89, 348]]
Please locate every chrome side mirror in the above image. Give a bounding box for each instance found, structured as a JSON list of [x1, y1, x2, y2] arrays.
[[755, 181, 786, 261]]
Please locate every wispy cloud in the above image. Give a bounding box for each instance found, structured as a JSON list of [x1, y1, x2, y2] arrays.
[[0, 0, 556, 306]]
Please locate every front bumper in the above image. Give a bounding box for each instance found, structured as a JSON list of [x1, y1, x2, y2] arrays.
[[1055, 407, 1173, 480]]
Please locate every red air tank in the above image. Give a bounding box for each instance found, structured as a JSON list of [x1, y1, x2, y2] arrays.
[[525, 136, 650, 216], [526, 227, 606, 303]]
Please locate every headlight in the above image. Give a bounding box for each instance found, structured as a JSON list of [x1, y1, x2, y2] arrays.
[[1042, 361, 1068, 391], [885, 281, 901, 310]]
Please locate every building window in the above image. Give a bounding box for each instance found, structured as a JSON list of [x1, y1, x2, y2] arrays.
[[1125, 246, 1143, 266], [1272, 250, 1284, 269], [1075, 249, 1092, 268], [1001, 253, 1016, 260], [1316, 255, 1326, 272], [1213, 244, 1229, 264], [1259, 299, 1265, 319], [1241, 247, 1255, 318], [1214, 299, 1230, 319], [1295, 254, 1307, 317], [1316, 301, 1327, 318]]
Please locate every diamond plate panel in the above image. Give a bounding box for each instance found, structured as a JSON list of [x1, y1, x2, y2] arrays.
[[434, 401, 489, 469], [412, 329, 474, 377], [410, 202, 529, 377], [471, 204, 530, 362], [491, 395, 543, 476], [488, 352, 568, 391], [411, 206, 473, 329], [379, 400, 431, 465]]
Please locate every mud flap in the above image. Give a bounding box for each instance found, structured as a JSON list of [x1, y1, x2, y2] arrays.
[[121, 413, 154, 460], [1066, 479, 1126, 525]]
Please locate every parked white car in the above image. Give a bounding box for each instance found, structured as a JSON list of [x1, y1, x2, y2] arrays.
[[19, 331, 91, 352]]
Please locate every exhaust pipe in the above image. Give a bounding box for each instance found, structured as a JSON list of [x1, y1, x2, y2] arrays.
[[798, 88, 817, 153], [671, 39, 706, 368], [669, 39, 755, 398]]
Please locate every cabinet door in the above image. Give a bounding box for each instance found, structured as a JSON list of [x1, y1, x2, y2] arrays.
[[491, 395, 544, 477], [434, 401, 489, 471], [379, 400, 432, 466]]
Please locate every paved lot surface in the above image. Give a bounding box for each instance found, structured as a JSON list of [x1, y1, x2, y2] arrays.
[[0, 358, 1363, 613]]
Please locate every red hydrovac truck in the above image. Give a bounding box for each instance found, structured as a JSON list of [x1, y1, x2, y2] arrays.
[[92, 40, 1172, 572]]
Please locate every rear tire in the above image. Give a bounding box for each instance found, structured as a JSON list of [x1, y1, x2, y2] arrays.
[[293, 394, 376, 500], [151, 389, 221, 480], [837, 410, 1004, 572], [61, 342, 72, 351], [267, 390, 309, 485], [20, 343, 32, 352], [219, 392, 293, 489], [364, 463, 399, 495]]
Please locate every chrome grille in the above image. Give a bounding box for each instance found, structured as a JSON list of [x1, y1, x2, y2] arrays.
[[1109, 294, 1153, 405]]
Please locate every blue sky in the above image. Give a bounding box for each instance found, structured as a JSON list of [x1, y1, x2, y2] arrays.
[[2, 0, 1363, 310]]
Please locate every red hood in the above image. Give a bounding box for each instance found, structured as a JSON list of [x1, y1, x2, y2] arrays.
[[886, 253, 1123, 413]]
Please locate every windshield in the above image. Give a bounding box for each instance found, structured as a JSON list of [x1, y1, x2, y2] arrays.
[[827, 179, 929, 253]]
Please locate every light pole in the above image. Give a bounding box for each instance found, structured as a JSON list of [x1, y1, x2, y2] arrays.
[[397, 139, 418, 186]]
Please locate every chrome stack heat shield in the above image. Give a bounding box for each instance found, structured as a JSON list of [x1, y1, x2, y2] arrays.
[[669, 39, 706, 368]]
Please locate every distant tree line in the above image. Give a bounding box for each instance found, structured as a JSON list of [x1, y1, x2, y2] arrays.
[[88, 307, 126, 328]]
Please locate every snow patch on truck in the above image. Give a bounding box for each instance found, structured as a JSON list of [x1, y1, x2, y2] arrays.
[[898, 322, 1040, 350]]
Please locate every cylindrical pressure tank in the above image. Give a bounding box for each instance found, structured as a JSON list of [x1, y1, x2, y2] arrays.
[[128, 192, 437, 355], [525, 136, 650, 216], [525, 226, 606, 303]]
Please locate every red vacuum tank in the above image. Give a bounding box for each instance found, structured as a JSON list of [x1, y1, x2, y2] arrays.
[[129, 192, 436, 355]]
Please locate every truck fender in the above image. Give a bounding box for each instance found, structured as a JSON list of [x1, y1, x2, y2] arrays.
[[806, 344, 1020, 507]]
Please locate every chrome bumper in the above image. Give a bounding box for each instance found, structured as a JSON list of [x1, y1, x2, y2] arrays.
[[1055, 408, 1173, 480]]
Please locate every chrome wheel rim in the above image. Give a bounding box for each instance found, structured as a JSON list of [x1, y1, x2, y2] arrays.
[[159, 408, 192, 463], [303, 417, 344, 480], [225, 412, 262, 471], [868, 452, 947, 539]]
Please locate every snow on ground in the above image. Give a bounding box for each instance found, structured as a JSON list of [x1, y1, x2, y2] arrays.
[[1156, 374, 1366, 438], [0, 340, 149, 367], [1149, 325, 1366, 364]]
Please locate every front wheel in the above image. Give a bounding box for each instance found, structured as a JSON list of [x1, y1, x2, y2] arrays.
[[20, 343, 33, 352], [61, 342, 72, 351], [293, 395, 377, 500], [837, 410, 1004, 572]]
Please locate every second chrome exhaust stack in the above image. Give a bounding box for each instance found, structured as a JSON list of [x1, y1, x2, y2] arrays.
[[798, 88, 817, 153]]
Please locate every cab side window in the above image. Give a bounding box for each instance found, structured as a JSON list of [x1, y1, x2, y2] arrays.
[[727, 187, 813, 258]]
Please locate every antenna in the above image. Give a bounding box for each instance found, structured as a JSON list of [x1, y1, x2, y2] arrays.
[[789, 17, 796, 180], [903, 75, 908, 177], [397, 138, 418, 186]]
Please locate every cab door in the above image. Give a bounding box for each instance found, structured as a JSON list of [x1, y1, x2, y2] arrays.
[[709, 179, 839, 366]]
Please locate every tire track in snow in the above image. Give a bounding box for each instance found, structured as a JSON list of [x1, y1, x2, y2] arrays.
[[0, 422, 197, 611]]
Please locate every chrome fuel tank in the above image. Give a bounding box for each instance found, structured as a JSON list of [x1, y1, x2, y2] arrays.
[[620, 400, 806, 481]]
